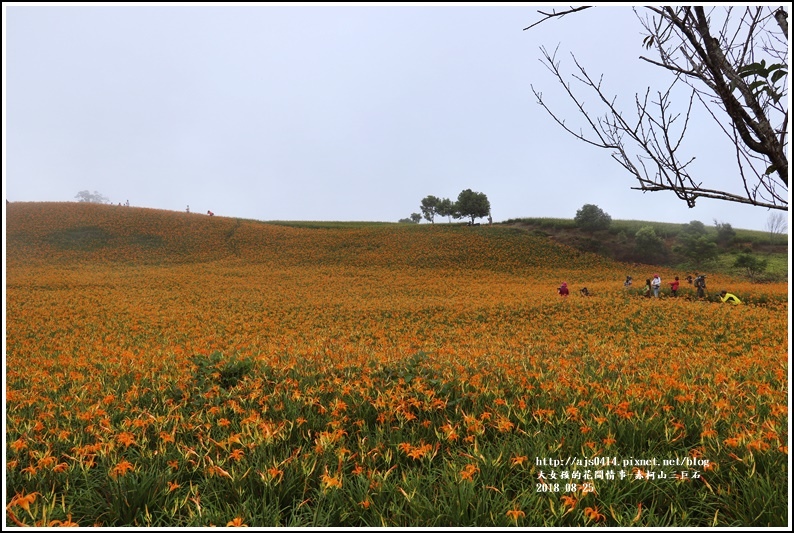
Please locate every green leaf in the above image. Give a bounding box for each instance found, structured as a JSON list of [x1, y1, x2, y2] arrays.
[[763, 87, 782, 103], [748, 80, 767, 91], [770, 70, 786, 84], [738, 64, 762, 78]]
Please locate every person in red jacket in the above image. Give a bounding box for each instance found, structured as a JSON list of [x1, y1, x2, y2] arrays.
[[669, 276, 680, 297], [557, 282, 569, 296]]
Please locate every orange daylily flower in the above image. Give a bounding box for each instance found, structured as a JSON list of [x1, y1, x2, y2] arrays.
[[321, 472, 342, 490], [460, 464, 479, 482], [584, 506, 605, 522], [110, 460, 135, 477], [8, 491, 39, 512], [560, 495, 577, 511], [117, 432, 136, 447], [48, 515, 79, 527], [506, 509, 525, 520], [229, 448, 245, 461]]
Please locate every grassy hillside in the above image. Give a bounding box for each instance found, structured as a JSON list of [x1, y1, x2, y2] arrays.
[[502, 216, 789, 279], [9, 203, 786, 276], [6, 202, 621, 275], [503, 216, 788, 244]]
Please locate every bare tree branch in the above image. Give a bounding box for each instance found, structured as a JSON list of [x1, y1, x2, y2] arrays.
[[523, 6, 592, 31], [526, 5, 788, 211]]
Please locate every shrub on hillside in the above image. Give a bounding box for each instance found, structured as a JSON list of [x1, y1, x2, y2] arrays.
[[674, 235, 719, 268], [733, 252, 768, 281], [715, 221, 737, 247], [634, 226, 667, 263], [574, 204, 612, 232]]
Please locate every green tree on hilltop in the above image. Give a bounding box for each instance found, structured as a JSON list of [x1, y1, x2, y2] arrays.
[[574, 204, 612, 232], [420, 196, 441, 224], [437, 198, 456, 223], [455, 189, 490, 225]]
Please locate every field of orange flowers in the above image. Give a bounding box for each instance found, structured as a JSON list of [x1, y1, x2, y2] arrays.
[[4, 202, 789, 527]]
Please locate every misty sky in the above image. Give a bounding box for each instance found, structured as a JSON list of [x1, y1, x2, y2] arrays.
[[3, 3, 790, 231]]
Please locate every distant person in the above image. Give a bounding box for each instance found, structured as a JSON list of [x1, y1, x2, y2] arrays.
[[720, 291, 742, 305], [669, 276, 680, 297], [557, 282, 569, 297], [685, 274, 694, 285], [125, 200, 129, 207], [694, 274, 707, 298], [624, 275, 633, 288], [651, 274, 662, 298], [643, 278, 652, 298], [207, 210, 214, 216], [186, 205, 190, 213], [580, 287, 591, 297]]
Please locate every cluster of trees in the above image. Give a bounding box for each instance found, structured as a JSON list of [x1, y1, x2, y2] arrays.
[[75, 190, 131, 207], [573, 203, 780, 280], [646, 218, 779, 278], [687, 220, 774, 282], [75, 190, 110, 204], [401, 189, 491, 225]]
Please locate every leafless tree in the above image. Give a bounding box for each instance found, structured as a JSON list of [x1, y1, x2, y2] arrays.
[[526, 6, 788, 211], [765, 211, 788, 243]]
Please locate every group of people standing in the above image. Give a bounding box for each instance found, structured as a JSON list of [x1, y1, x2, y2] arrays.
[[635, 272, 740, 303], [640, 273, 696, 298], [642, 273, 675, 298], [557, 273, 741, 304]]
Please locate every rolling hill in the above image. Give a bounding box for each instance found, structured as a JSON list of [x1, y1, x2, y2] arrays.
[[6, 202, 625, 278]]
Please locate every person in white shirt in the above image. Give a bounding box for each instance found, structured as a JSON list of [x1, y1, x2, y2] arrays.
[[651, 274, 662, 298]]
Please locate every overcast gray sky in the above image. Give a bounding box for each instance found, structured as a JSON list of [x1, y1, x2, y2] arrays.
[[3, 3, 790, 231]]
